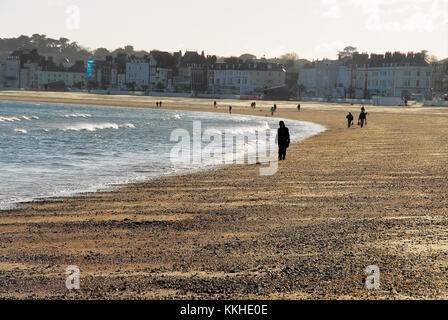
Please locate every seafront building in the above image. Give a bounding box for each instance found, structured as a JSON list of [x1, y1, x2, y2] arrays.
[[432, 58, 448, 94], [125, 57, 150, 90], [37, 59, 86, 89], [148, 51, 176, 91], [298, 50, 433, 99], [208, 61, 286, 95]]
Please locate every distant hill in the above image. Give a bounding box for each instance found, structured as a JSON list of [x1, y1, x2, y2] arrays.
[[0, 34, 149, 63]]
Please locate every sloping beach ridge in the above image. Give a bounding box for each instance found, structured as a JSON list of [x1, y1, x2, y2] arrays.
[[0, 91, 447, 300]]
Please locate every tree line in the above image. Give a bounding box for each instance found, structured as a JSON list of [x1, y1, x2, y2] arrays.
[[0, 34, 149, 63]]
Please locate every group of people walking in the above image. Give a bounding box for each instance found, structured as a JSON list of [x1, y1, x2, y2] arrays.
[[155, 101, 163, 108], [346, 106, 368, 128]]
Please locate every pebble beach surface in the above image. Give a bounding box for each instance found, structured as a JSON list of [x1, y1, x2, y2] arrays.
[[0, 91, 447, 300]]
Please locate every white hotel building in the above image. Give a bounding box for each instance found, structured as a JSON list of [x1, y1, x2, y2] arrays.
[[36, 70, 86, 88], [299, 57, 432, 99], [346, 65, 432, 98], [208, 62, 286, 95], [126, 58, 150, 89]]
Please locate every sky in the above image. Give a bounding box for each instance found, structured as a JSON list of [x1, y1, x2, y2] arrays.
[[1, 0, 447, 60]]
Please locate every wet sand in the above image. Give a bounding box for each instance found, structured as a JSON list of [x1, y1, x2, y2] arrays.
[[0, 91, 447, 300]]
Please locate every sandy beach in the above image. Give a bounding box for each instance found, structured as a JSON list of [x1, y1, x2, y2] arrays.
[[0, 90, 447, 300]]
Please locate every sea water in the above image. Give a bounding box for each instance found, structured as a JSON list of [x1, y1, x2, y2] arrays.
[[0, 100, 325, 209]]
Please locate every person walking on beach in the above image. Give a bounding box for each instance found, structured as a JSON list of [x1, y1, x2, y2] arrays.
[[346, 112, 354, 128], [156, 101, 159, 108], [277, 121, 290, 161], [270, 107, 275, 116], [229, 105, 232, 114], [274, 104, 277, 112], [214, 101, 217, 108], [159, 101, 163, 108], [358, 110, 367, 128], [297, 104, 301, 112]]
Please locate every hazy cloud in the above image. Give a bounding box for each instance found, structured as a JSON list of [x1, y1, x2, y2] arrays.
[[321, 0, 342, 18], [351, 0, 448, 32]]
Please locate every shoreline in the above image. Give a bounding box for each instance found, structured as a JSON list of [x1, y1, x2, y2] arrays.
[[1, 91, 448, 299], [0, 101, 326, 211]]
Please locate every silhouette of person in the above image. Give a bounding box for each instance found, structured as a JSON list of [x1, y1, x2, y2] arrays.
[[229, 105, 232, 114], [297, 104, 301, 112], [277, 121, 290, 161], [358, 111, 367, 128], [346, 112, 354, 128], [156, 101, 159, 108], [160, 101, 162, 108], [214, 101, 217, 108], [270, 107, 275, 116]]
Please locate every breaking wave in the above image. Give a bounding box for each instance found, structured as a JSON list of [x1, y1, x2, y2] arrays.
[[55, 122, 136, 132], [63, 113, 92, 118]]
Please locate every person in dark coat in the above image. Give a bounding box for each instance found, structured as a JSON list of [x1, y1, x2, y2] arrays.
[[358, 111, 367, 128], [229, 105, 232, 114], [346, 112, 354, 128], [297, 104, 301, 112], [277, 121, 290, 161]]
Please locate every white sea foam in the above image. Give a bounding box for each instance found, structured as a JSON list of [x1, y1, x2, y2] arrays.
[[57, 122, 136, 132], [21, 115, 39, 120], [62, 122, 119, 131], [0, 116, 21, 122], [63, 113, 92, 118], [14, 128, 27, 134]]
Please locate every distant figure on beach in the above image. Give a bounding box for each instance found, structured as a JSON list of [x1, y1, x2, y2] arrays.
[[270, 107, 275, 116], [274, 104, 277, 112], [229, 105, 232, 114], [214, 101, 217, 108], [277, 121, 290, 161], [358, 111, 367, 128], [159, 101, 163, 108], [297, 104, 301, 112], [253, 102, 256, 109], [346, 112, 354, 128], [156, 101, 159, 108]]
